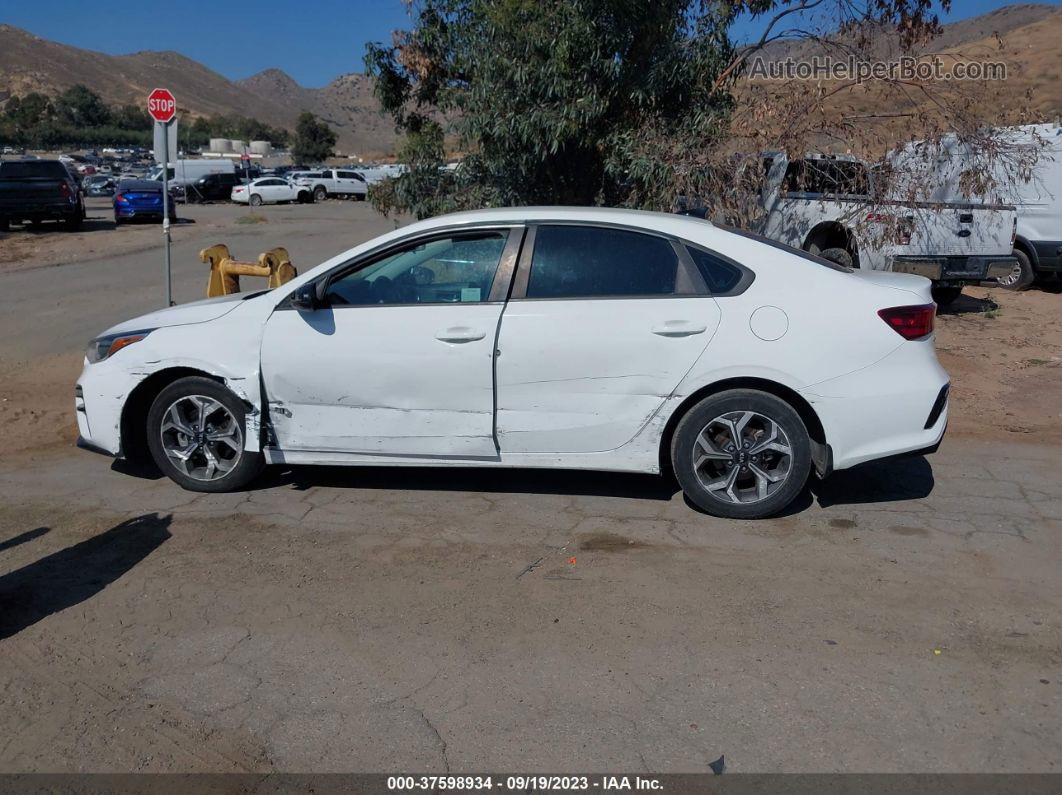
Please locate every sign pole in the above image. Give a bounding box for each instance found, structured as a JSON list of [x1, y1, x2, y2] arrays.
[[161, 119, 173, 306], [148, 87, 177, 306]]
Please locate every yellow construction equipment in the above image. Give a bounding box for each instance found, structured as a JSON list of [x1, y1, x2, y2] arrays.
[[200, 244, 299, 298]]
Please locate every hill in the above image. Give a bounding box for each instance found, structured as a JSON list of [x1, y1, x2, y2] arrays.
[[0, 24, 396, 155]]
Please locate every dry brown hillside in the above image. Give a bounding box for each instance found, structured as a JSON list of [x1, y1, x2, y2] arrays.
[[0, 24, 396, 154], [736, 4, 1062, 154]]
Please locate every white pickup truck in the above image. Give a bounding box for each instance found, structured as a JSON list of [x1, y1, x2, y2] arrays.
[[712, 153, 1019, 306], [293, 168, 368, 202], [889, 125, 1062, 290]]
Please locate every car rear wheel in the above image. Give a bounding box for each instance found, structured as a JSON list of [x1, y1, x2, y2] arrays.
[[671, 389, 812, 519], [998, 249, 1035, 291], [313, 186, 327, 202], [146, 376, 264, 493], [249, 194, 263, 207]]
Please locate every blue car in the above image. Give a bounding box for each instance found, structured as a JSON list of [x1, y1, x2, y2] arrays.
[[113, 179, 177, 224]]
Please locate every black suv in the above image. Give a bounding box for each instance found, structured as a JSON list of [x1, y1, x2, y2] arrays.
[[0, 160, 85, 230]]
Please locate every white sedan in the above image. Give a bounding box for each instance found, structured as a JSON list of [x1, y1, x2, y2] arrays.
[[75, 207, 948, 518], [231, 177, 311, 206]]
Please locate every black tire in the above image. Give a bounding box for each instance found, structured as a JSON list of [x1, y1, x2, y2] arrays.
[[671, 389, 812, 519], [999, 248, 1035, 291], [146, 376, 264, 493], [931, 286, 963, 307], [113, 214, 122, 226], [819, 247, 854, 269], [313, 186, 327, 202], [355, 192, 367, 201], [297, 191, 311, 204], [0, 217, 9, 231], [249, 194, 263, 207]]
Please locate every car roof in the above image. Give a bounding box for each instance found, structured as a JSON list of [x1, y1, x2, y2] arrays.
[[397, 206, 716, 238]]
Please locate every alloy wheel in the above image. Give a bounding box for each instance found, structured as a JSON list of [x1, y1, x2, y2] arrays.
[[691, 410, 793, 504], [996, 260, 1023, 288], [159, 395, 243, 481]]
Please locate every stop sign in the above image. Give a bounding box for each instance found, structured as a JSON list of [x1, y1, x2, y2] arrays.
[[147, 88, 176, 123]]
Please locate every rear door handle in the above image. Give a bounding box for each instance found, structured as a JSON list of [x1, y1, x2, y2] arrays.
[[435, 326, 486, 343], [651, 321, 707, 337]]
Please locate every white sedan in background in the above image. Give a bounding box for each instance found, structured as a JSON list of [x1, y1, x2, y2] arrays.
[[231, 177, 311, 206], [75, 207, 949, 519]]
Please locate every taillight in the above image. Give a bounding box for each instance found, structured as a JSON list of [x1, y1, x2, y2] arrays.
[[114, 193, 127, 203], [878, 304, 935, 340], [59, 181, 71, 199]]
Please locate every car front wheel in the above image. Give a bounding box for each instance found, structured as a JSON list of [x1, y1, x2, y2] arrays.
[[146, 376, 264, 492], [671, 389, 812, 519]]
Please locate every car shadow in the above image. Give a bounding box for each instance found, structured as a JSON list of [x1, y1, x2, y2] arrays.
[[0, 513, 171, 640], [253, 456, 932, 512], [257, 465, 682, 502], [811, 455, 935, 507], [938, 293, 997, 315]]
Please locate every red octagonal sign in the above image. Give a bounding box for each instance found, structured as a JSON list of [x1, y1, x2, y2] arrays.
[[147, 88, 176, 123]]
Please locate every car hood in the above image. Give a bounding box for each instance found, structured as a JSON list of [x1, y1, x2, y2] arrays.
[[102, 292, 259, 336]]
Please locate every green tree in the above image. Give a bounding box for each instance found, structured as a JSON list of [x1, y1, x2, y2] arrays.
[[291, 112, 337, 164], [3, 92, 53, 129], [56, 84, 111, 128], [365, 0, 738, 216], [112, 104, 152, 131], [364, 0, 955, 219]]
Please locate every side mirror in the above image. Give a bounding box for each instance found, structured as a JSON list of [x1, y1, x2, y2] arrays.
[[290, 283, 321, 312]]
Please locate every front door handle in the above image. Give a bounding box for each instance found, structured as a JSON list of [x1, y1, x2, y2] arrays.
[[435, 326, 486, 343], [651, 321, 707, 337]]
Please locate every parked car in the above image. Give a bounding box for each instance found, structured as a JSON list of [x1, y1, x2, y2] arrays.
[[83, 174, 117, 197], [0, 159, 85, 231], [231, 177, 311, 206], [186, 172, 243, 202], [293, 168, 368, 201], [75, 207, 949, 519], [113, 179, 177, 224]]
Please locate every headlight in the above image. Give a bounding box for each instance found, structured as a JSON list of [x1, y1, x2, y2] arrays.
[[86, 329, 154, 363]]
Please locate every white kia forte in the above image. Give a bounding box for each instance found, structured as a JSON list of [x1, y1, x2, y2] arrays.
[[75, 207, 949, 518]]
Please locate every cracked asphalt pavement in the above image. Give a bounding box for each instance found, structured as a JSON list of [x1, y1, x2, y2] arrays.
[[0, 201, 1060, 772]]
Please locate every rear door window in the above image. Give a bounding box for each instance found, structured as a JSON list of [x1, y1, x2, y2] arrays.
[[525, 225, 678, 299]]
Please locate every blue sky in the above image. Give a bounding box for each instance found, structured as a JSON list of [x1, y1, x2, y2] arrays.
[[1, 0, 1053, 87]]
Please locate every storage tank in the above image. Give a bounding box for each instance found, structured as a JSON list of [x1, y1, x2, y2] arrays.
[[209, 138, 232, 153], [249, 140, 272, 156], [229, 139, 247, 153]]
